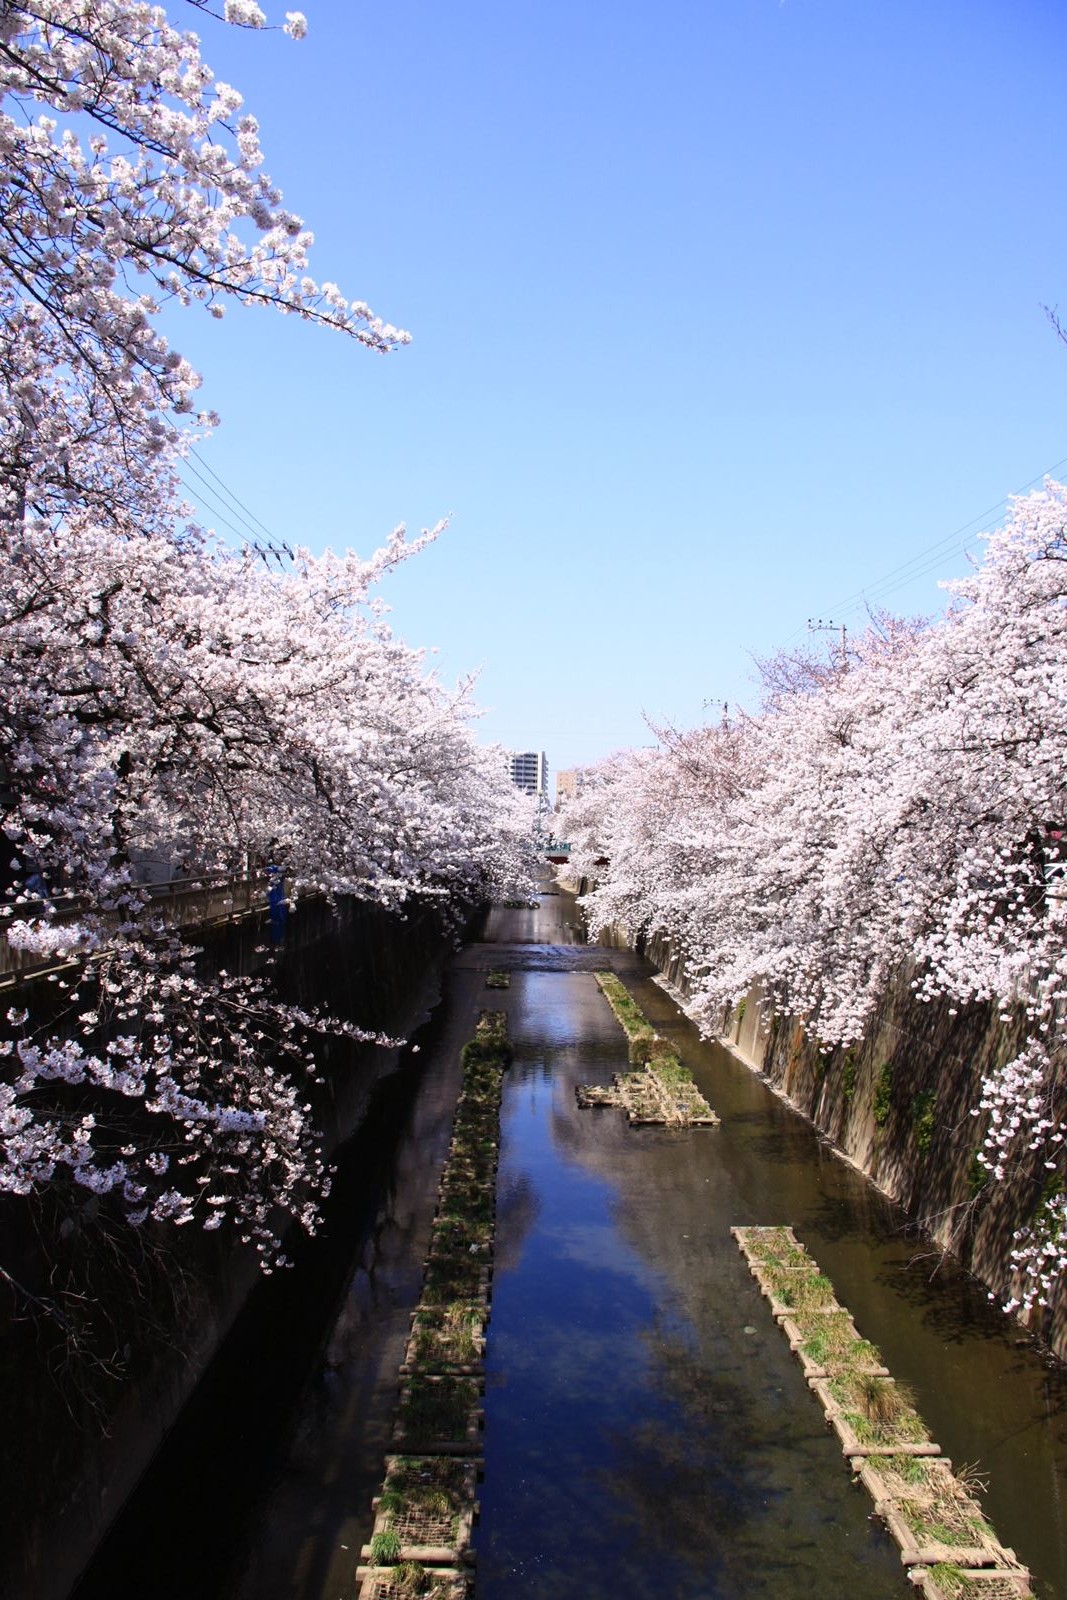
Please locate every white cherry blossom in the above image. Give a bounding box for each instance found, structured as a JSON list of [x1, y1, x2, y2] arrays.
[[562, 487, 1067, 1316], [0, 2, 535, 1261]]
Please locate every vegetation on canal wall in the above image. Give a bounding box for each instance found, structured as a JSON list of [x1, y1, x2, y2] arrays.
[[569, 872, 1066, 1353]]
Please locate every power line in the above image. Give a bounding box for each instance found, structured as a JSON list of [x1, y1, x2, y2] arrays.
[[173, 448, 293, 564], [177, 456, 265, 543], [787, 451, 1067, 641], [826, 494, 1013, 613], [175, 462, 262, 545], [187, 445, 278, 543], [857, 535, 978, 609]]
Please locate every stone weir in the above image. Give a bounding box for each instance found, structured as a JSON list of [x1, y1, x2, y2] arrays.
[[2, 892, 464, 1600]]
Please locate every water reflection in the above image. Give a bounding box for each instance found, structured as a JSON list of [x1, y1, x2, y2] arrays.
[[478, 954, 904, 1599]]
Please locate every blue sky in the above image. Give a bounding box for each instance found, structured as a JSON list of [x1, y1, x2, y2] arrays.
[[171, 0, 1067, 773]]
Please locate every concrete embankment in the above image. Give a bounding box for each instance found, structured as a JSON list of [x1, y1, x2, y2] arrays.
[[3, 893, 461, 1600], [583, 907, 1067, 1359]]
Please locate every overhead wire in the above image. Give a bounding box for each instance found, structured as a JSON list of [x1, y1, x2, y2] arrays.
[[187, 445, 278, 542], [174, 436, 1067, 650], [786, 450, 1067, 641], [175, 461, 261, 545], [174, 446, 293, 563]]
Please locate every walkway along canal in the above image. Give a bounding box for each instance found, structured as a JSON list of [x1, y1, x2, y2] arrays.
[[70, 884, 1067, 1600]]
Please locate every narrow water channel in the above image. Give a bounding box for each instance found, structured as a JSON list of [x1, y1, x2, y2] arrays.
[[72, 885, 1067, 1600]]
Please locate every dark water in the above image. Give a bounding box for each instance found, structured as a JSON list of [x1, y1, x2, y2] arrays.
[[71, 886, 1067, 1599], [477, 962, 901, 1599]]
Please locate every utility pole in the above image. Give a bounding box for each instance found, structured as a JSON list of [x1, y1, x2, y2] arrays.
[[807, 618, 848, 670]]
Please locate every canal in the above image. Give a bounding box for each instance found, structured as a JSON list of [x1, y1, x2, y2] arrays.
[[71, 884, 1067, 1599]]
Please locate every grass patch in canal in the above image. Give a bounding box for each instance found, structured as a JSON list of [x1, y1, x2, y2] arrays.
[[357, 1562, 471, 1600], [581, 973, 719, 1127], [448, 1133, 496, 1163], [861, 1458, 1000, 1558], [733, 1226, 1034, 1590], [763, 1265, 838, 1312], [438, 1156, 494, 1185], [394, 1375, 482, 1450], [794, 1311, 882, 1371], [593, 971, 663, 1060], [827, 1371, 931, 1447], [362, 1011, 504, 1588], [421, 1253, 489, 1306], [739, 1226, 811, 1270], [365, 1455, 479, 1563], [430, 1213, 493, 1254], [484, 968, 510, 989], [405, 1303, 485, 1372], [919, 1567, 1033, 1599], [436, 1177, 494, 1220], [876, 1452, 935, 1487], [462, 1007, 510, 1063], [452, 1093, 501, 1127], [444, 1138, 497, 1175], [369, 1531, 403, 1565]]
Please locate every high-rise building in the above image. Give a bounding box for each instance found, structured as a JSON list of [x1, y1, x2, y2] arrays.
[[508, 750, 549, 801]]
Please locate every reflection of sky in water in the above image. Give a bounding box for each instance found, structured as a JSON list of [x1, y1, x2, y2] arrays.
[[479, 973, 903, 1600], [507, 972, 623, 1051]]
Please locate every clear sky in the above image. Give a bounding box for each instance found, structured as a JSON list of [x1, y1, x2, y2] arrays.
[[169, 0, 1067, 774]]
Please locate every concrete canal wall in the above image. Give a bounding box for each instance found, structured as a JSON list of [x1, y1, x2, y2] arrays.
[[588, 908, 1067, 1360], [4, 894, 461, 1600]]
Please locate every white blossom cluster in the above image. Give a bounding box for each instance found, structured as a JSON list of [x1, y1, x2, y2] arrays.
[[1, 955, 404, 1262], [0, 2, 538, 1260], [561, 486, 1067, 1315], [0, 0, 405, 516]]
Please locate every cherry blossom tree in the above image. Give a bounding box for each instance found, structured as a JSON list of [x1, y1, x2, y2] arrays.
[[0, 1, 536, 1265], [561, 487, 1067, 1316], [0, 0, 406, 537]]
